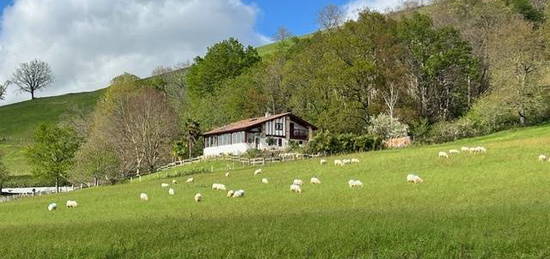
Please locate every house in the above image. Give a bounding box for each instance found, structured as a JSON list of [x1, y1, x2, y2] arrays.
[[202, 112, 317, 156]]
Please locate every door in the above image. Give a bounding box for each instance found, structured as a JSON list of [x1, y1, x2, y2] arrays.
[[255, 137, 260, 149]]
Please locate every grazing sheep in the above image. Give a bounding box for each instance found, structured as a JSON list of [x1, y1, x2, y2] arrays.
[[539, 154, 548, 161], [351, 158, 360, 163], [232, 189, 245, 198], [468, 147, 476, 153], [406, 174, 423, 184], [186, 177, 194, 183], [310, 177, 321, 184], [212, 183, 227, 191], [168, 188, 175, 195], [334, 160, 343, 166], [225, 172, 230, 177], [471, 146, 487, 153], [161, 183, 169, 188], [66, 200, 78, 208], [194, 193, 203, 202], [449, 149, 460, 154], [47, 203, 57, 211], [320, 159, 327, 165], [348, 180, 363, 188], [461, 147, 469, 152], [227, 190, 235, 198], [293, 179, 304, 186], [172, 179, 177, 184], [438, 152, 449, 158], [342, 159, 352, 165], [140, 193, 149, 201], [261, 178, 269, 184], [254, 169, 262, 176], [290, 184, 302, 193]]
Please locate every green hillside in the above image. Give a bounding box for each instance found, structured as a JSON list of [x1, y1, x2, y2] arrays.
[[1, 124, 550, 257]]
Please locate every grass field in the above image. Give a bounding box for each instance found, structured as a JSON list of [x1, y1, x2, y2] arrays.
[[1, 124, 550, 258]]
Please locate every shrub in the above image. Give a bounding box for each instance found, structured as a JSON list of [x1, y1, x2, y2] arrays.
[[306, 131, 383, 154], [368, 114, 409, 140]]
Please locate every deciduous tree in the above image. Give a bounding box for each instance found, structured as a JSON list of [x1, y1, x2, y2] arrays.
[[10, 59, 54, 100]]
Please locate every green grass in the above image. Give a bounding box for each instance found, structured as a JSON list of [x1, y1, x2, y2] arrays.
[[1, 124, 550, 257]]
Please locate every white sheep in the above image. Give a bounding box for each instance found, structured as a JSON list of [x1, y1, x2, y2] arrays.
[[406, 174, 423, 184], [140, 193, 149, 201], [168, 188, 175, 195], [227, 190, 235, 198], [348, 180, 363, 188], [161, 183, 169, 188], [449, 149, 460, 154], [468, 147, 476, 153], [351, 158, 360, 163], [47, 203, 57, 211], [212, 183, 227, 191], [293, 179, 304, 186], [194, 193, 203, 202], [290, 184, 302, 193], [172, 179, 177, 184], [261, 178, 269, 184], [232, 189, 245, 198], [66, 200, 78, 208], [538, 154, 547, 161], [320, 159, 327, 165], [334, 160, 343, 166], [438, 151, 449, 158], [254, 169, 262, 176], [472, 146, 487, 153], [225, 172, 230, 177], [342, 159, 351, 165], [186, 177, 194, 183], [461, 147, 469, 152], [310, 177, 321, 184]]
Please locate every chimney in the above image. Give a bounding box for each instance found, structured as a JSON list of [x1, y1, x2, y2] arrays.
[[265, 112, 271, 117]]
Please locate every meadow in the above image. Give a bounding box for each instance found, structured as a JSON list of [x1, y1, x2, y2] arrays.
[[1, 124, 550, 258]]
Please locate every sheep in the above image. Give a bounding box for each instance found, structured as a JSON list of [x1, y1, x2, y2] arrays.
[[140, 193, 149, 201], [261, 178, 269, 184], [226, 190, 235, 198], [348, 179, 363, 188], [310, 177, 321, 185], [320, 159, 327, 165], [342, 159, 352, 165], [438, 151, 449, 158], [471, 146, 487, 153], [449, 149, 460, 154], [186, 177, 194, 183], [334, 160, 343, 166], [293, 179, 304, 186], [539, 154, 548, 161], [406, 174, 423, 184], [461, 146, 469, 152], [225, 172, 230, 177], [168, 188, 175, 195], [194, 193, 203, 202], [161, 183, 169, 188], [468, 147, 476, 153], [47, 203, 57, 211], [212, 183, 227, 191], [254, 169, 262, 176], [290, 184, 302, 193], [66, 200, 78, 208], [232, 189, 245, 198], [351, 158, 360, 163], [171, 179, 177, 184]]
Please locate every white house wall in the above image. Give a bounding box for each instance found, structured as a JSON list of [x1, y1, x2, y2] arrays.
[[265, 117, 286, 136], [203, 143, 251, 157]]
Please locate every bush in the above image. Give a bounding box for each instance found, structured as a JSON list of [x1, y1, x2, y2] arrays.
[[306, 131, 383, 154], [368, 114, 409, 140]]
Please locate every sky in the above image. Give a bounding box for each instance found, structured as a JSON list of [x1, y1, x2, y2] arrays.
[[0, 0, 404, 105]]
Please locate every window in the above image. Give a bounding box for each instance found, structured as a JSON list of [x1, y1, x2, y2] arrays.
[[275, 123, 283, 130], [278, 138, 282, 147]]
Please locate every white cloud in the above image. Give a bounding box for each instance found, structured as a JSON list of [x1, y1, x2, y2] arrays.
[[343, 0, 404, 21], [0, 0, 269, 105]]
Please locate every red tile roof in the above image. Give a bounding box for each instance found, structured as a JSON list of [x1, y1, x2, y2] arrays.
[[203, 112, 316, 136]]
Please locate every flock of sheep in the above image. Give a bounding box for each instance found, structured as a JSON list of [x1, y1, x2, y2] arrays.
[[438, 146, 487, 158], [47, 200, 78, 211]]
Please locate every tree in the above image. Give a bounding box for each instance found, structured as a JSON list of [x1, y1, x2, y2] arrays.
[[0, 153, 10, 194], [25, 124, 81, 192], [182, 119, 201, 159], [318, 4, 344, 30], [0, 81, 9, 100], [10, 59, 54, 100], [151, 65, 174, 76], [274, 26, 293, 42], [72, 138, 120, 186]]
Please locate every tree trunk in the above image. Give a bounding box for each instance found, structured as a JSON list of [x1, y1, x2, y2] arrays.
[[56, 177, 59, 193], [31, 90, 35, 100]]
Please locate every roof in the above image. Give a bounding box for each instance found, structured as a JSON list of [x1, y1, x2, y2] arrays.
[[203, 112, 317, 136]]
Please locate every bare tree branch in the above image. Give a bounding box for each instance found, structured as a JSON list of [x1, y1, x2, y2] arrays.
[[10, 59, 54, 100]]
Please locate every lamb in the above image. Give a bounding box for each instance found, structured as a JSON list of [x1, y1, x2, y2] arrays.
[[161, 183, 169, 188], [320, 159, 327, 165], [171, 179, 177, 184], [212, 183, 227, 191], [342, 159, 352, 165], [539, 154, 548, 161], [47, 203, 57, 211], [461, 146, 469, 152], [438, 151, 449, 158], [406, 174, 423, 184], [186, 177, 194, 183], [225, 172, 230, 177], [66, 200, 78, 208], [351, 158, 360, 163], [261, 178, 269, 184], [194, 193, 203, 202], [334, 160, 343, 166], [472, 146, 487, 153], [290, 184, 302, 193], [293, 179, 304, 186], [227, 190, 235, 198], [232, 189, 245, 198], [254, 169, 262, 176], [140, 193, 149, 201], [348, 179, 363, 188], [449, 149, 460, 154], [168, 188, 175, 195], [310, 177, 321, 184]]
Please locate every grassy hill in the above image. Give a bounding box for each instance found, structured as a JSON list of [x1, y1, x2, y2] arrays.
[[1, 124, 550, 257]]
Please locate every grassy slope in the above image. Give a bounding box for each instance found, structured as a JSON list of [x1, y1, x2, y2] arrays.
[[1, 124, 550, 257]]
